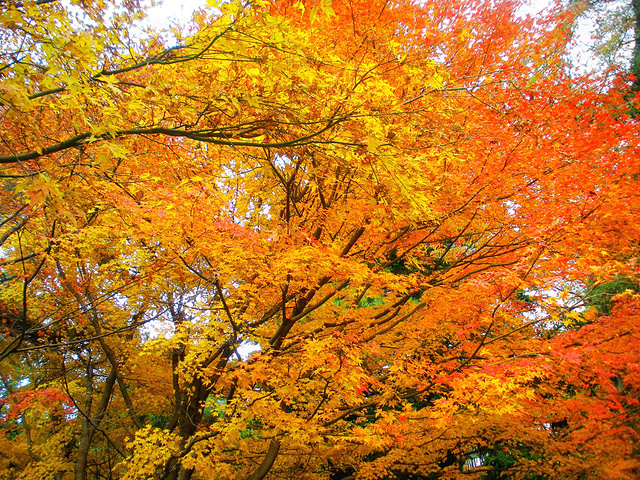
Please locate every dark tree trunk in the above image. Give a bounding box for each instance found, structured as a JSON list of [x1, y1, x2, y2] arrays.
[[632, 0, 640, 84], [629, 0, 640, 113]]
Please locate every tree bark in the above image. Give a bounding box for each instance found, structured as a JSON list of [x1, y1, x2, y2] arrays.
[[74, 366, 117, 480], [246, 439, 281, 480], [631, 0, 640, 92]]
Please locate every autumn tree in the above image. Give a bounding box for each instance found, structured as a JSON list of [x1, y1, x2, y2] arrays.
[[1, 0, 639, 479]]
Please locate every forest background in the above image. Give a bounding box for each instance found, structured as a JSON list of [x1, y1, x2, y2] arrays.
[[1, 0, 640, 479]]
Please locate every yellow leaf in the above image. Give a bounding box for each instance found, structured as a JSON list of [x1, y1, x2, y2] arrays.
[[367, 136, 383, 154]]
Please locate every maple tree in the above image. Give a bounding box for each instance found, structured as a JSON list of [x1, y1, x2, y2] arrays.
[[1, 0, 640, 479]]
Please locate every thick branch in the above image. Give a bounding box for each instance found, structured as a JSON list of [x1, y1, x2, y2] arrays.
[[0, 119, 346, 164], [246, 439, 281, 480]]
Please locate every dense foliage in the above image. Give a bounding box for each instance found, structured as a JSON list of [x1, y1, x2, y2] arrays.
[[1, 0, 639, 479]]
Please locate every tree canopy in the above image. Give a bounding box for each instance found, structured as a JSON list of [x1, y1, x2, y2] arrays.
[[1, 0, 639, 479]]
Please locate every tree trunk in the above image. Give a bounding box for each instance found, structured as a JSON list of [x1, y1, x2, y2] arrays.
[[74, 366, 117, 480], [630, 0, 640, 104]]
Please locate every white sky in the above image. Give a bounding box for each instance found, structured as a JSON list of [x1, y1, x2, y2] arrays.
[[146, 0, 598, 72], [145, 0, 206, 29], [146, 0, 554, 28]]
